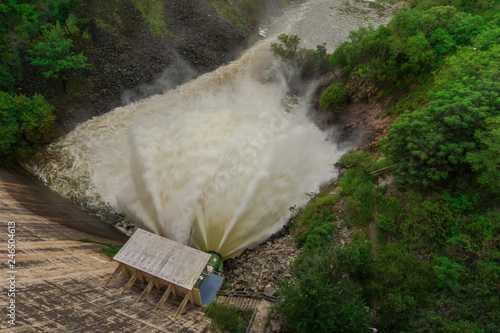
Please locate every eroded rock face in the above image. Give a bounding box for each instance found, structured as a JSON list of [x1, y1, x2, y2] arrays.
[[222, 233, 301, 294]]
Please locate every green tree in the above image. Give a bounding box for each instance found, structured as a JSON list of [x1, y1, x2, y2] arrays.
[[271, 33, 307, 71], [28, 21, 90, 86], [466, 116, 500, 194]]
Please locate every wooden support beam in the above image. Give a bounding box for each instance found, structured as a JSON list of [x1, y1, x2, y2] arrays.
[[154, 284, 172, 311], [174, 291, 191, 318], [121, 269, 138, 294], [102, 263, 123, 287], [136, 277, 155, 303], [154, 277, 161, 290], [171, 285, 177, 298], [137, 270, 146, 284]]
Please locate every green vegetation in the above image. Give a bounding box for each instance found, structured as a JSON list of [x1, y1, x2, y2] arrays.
[[0, 0, 89, 93], [307, 0, 500, 193], [373, 187, 499, 331], [131, 0, 172, 37], [77, 238, 123, 259], [382, 23, 500, 192], [276, 243, 373, 333], [319, 82, 349, 111], [278, 150, 499, 332], [339, 169, 375, 226], [205, 301, 253, 333], [0, 0, 90, 163], [209, 0, 248, 33], [271, 33, 306, 69], [28, 20, 91, 83], [0, 92, 55, 162], [271, 33, 332, 79], [274, 1, 499, 331], [292, 192, 337, 249]]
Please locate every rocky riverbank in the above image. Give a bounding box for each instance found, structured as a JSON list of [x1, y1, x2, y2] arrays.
[[222, 212, 356, 297]]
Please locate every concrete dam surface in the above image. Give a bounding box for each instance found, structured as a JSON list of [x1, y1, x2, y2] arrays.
[[0, 168, 211, 332]]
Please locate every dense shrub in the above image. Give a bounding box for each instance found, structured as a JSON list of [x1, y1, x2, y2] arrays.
[[0, 92, 55, 162], [28, 21, 90, 82], [271, 33, 307, 70], [382, 44, 500, 192], [319, 82, 349, 111], [276, 244, 373, 333], [373, 189, 499, 331], [293, 194, 337, 249]]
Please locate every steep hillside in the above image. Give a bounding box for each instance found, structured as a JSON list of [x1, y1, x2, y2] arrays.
[[18, 0, 250, 131]]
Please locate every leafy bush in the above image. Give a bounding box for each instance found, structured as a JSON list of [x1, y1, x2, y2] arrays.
[[0, 0, 89, 91], [336, 240, 373, 281], [276, 245, 373, 333], [300, 43, 333, 78], [382, 44, 500, 192], [384, 81, 432, 116], [0, 92, 55, 162], [375, 191, 403, 235], [293, 194, 337, 249], [205, 301, 252, 333], [339, 169, 375, 226], [466, 115, 500, 194], [338, 150, 372, 168], [295, 212, 336, 249], [319, 82, 349, 111], [373, 240, 436, 331], [372, 189, 499, 331]]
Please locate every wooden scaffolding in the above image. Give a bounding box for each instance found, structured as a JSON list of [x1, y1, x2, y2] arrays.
[[103, 228, 211, 317]]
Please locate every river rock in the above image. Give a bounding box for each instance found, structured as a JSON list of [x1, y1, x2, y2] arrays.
[[222, 233, 301, 296], [264, 284, 277, 297]]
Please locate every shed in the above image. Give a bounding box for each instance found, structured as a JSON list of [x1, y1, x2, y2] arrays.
[[103, 228, 217, 317]]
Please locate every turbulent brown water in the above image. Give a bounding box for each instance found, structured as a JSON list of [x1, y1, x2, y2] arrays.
[[27, 0, 391, 259]]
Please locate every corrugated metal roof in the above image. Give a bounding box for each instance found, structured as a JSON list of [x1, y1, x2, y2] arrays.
[[113, 228, 211, 290]]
